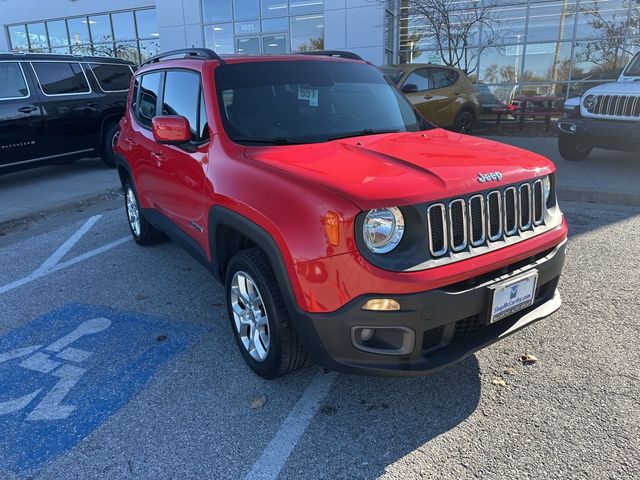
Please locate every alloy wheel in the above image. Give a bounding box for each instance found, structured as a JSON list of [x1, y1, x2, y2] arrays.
[[230, 271, 270, 362], [126, 187, 141, 238]]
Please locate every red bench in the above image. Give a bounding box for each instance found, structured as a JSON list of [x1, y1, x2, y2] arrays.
[[492, 96, 563, 132]]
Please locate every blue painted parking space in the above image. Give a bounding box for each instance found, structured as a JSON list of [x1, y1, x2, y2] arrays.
[[0, 304, 207, 474]]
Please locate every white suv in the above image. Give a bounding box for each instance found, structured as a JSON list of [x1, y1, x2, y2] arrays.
[[558, 52, 640, 161]]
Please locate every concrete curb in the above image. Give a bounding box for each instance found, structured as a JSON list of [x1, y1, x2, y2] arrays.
[[557, 187, 640, 207], [0, 187, 123, 234]]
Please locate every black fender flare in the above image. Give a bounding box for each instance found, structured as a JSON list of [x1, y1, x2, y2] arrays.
[[208, 205, 302, 317]]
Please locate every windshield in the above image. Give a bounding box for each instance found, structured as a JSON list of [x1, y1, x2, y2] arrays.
[[379, 67, 404, 84], [624, 53, 640, 76], [215, 60, 430, 145]]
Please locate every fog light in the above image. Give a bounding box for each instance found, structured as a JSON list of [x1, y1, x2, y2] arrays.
[[359, 328, 375, 341], [570, 124, 577, 133], [362, 298, 400, 311]]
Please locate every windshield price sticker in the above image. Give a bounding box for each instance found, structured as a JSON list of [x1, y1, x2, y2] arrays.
[[298, 86, 319, 107]]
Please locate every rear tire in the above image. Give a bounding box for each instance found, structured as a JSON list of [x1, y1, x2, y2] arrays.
[[558, 133, 592, 161], [225, 248, 308, 379], [124, 179, 164, 246], [453, 110, 475, 134], [101, 122, 119, 168]]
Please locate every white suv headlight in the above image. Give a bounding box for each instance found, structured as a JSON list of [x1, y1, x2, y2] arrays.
[[363, 207, 405, 254], [583, 94, 597, 111]]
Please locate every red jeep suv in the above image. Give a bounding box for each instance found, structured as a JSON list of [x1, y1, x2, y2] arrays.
[[114, 48, 567, 378]]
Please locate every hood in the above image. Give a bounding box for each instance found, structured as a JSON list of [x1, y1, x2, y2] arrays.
[[243, 129, 555, 210], [584, 81, 640, 95]]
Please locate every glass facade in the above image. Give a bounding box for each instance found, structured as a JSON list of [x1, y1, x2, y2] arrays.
[[6, 8, 159, 65], [399, 0, 640, 103], [202, 0, 325, 54]]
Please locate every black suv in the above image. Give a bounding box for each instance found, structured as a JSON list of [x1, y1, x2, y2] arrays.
[[0, 53, 134, 174]]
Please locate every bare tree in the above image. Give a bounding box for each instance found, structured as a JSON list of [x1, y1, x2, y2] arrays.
[[574, 0, 640, 75], [401, 0, 506, 74]]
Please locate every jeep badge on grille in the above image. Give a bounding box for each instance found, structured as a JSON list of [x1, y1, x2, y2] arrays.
[[477, 172, 503, 183]]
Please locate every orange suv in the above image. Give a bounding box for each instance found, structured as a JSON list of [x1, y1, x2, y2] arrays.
[[381, 64, 480, 134]]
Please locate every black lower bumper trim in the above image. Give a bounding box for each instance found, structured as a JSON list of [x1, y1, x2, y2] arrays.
[[558, 118, 640, 153], [292, 241, 566, 376]]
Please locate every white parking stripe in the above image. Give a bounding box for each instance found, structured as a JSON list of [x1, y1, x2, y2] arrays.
[[0, 236, 130, 296], [244, 371, 338, 480], [34, 215, 102, 275]]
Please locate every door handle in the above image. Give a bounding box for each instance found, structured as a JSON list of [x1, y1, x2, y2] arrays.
[[454, 91, 462, 95], [151, 152, 163, 158], [424, 94, 433, 100], [18, 106, 38, 113], [124, 137, 136, 146]]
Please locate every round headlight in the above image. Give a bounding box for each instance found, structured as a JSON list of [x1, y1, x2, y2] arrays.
[[363, 207, 405, 254], [542, 175, 552, 203], [583, 94, 597, 111]]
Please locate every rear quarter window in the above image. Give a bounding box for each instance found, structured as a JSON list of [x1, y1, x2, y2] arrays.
[[31, 62, 90, 95], [88, 63, 132, 91], [0, 62, 29, 99]]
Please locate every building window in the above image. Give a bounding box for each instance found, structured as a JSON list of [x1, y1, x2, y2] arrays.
[[203, 0, 324, 54], [6, 8, 158, 65], [398, 0, 639, 103]]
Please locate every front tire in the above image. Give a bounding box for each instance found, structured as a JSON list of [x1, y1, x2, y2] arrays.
[[225, 248, 308, 379], [101, 122, 119, 168], [453, 110, 475, 134], [124, 179, 164, 245], [558, 133, 592, 161]]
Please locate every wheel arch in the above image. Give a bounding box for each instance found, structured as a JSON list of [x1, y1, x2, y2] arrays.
[[208, 205, 305, 315]]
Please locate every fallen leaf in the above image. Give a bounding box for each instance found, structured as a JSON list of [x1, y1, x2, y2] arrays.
[[250, 395, 266, 409], [504, 367, 517, 375], [518, 354, 538, 365], [156, 335, 166, 342], [492, 378, 507, 387]]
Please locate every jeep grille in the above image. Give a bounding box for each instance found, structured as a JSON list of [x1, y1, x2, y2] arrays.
[[427, 179, 546, 260], [591, 95, 640, 118]]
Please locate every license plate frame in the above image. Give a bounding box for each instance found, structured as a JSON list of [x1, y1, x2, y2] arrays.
[[487, 270, 539, 324]]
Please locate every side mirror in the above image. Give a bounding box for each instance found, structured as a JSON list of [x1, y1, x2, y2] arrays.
[[152, 116, 191, 144], [401, 83, 418, 94]]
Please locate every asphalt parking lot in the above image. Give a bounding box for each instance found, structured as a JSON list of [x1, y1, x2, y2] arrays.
[[0, 199, 639, 480]]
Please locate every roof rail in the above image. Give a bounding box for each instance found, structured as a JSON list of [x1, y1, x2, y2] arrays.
[[141, 48, 224, 67], [298, 50, 363, 61]]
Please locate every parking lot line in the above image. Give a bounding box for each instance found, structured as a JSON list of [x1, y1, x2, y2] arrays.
[[0, 213, 130, 296], [34, 215, 102, 275], [244, 371, 338, 480]]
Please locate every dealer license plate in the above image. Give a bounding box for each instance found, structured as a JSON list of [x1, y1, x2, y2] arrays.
[[489, 271, 538, 324]]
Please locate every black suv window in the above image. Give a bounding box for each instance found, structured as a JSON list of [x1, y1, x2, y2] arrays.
[[31, 62, 90, 95], [404, 69, 431, 91], [162, 70, 207, 141], [431, 68, 459, 89], [137, 72, 162, 128], [0, 62, 29, 99], [88, 63, 132, 91]]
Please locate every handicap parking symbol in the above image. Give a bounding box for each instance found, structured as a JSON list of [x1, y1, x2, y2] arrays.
[[0, 304, 207, 473]]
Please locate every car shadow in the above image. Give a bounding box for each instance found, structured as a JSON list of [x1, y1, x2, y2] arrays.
[[280, 356, 481, 479], [0, 157, 107, 190]]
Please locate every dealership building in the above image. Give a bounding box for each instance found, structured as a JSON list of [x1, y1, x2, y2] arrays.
[[1, 0, 638, 102]]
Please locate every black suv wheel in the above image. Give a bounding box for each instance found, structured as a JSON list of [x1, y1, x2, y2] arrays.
[[101, 123, 120, 168]]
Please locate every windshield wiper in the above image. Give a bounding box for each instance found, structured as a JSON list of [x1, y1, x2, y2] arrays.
[[232, 136, 303, 145], [327, 129, 401, 141]]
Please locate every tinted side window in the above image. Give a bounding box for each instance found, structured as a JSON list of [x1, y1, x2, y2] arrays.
[[404, 69, 431, 91], [198, 87, 209, 141], [131, 76, 140, 110], [162, 70, 201, 141], [0, 62, 29, 99], [31, 62, 90, 95], [431, 69, 459, 89], [137, 72, 162, 128], [89, 63, 132, 91]]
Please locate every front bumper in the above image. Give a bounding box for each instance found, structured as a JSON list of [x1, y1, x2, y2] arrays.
[[558, 117, 640, 152], [293, 240, 566, 376]]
